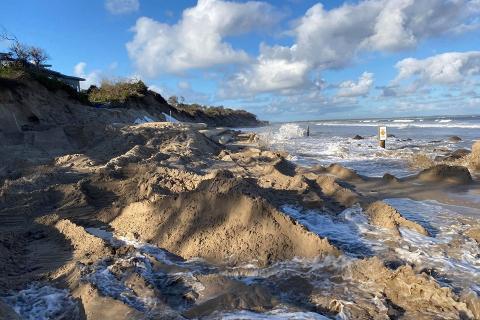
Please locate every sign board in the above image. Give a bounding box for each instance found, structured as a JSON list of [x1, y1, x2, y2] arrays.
[[379, 126, 387, 141]]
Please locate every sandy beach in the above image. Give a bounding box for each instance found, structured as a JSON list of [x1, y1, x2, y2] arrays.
[[1, 76, 480, 320], [3, 1, 480, 318]]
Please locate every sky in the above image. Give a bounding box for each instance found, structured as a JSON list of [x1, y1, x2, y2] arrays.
[[1, 0, 480, 121]]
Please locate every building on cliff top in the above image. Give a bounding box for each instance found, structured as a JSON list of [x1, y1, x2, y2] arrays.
[[0, 52, 85, 91]]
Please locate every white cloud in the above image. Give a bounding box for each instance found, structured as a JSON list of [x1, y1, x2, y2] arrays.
[[223, 0, 480, 97], [105, 0, 139, 15], [178, 80, 190, 90], [293, 0, 480, 66], [394, 51, 480, 85], [126, 0, 280, 76], [337, 72, 374, 97], [74, 62, 102, 89], [220, 44, 311, 97]]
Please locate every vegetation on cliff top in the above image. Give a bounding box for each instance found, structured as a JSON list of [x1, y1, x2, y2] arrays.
[[87, 79, 149, 104], [0, 35, 264, 126], [167, 95, 256, 119]]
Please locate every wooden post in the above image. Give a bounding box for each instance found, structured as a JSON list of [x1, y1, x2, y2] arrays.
[[379, 126, 387, 148], [306, 125, 310, 137]]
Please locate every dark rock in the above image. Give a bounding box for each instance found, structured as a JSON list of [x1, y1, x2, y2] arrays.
[[448, 136, 462, 142], [445, 149, 471, 161], [435, 149, 470, 162], [352, 135, 364, 140]]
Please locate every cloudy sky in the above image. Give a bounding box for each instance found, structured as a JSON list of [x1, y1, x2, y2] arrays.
[[1, 0, 480, 121]]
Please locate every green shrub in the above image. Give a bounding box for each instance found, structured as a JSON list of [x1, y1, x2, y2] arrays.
[[0, 63, 25, 79], [87, 79, 148, 104]]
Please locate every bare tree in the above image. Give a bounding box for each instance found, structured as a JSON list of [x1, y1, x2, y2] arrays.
[[168, 95, 179, 106], [29, 46, 49, 66], [9, 41, 30, 62], [0, 26, 16, 42]]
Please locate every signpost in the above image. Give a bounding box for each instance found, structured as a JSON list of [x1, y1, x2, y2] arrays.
[[379, 126, 387, 148]]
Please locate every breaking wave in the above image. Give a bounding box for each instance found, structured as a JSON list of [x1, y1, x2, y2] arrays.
[[273, 124, 306, 140]]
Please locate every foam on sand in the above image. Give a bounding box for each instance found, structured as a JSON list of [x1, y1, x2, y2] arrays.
[[208, 307, 331, 319], [2, 284, 79, 320]]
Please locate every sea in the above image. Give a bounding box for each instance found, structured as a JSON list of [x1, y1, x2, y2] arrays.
[[251, 115, 480, 177]]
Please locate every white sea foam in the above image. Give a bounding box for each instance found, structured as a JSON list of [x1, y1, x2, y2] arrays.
[[266, 133, 433, 177], [281, 199, 480, 294], [273, 123, 306, 140], [315, 122, 480, 129], [385, 198, 480, 292], [392, 119, 415, 123], [208, 307, 332, 319], [2, 284, 78, 320], [281, 205, 377, 256]]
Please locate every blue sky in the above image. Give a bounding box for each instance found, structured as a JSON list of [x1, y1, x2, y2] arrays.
[[1, 0, 479, 121]]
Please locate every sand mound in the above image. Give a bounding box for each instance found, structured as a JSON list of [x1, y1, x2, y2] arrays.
[[326, 164, 361, 180], [72, 283, 145, 320], [461, 291, 480, 319], [382, 173, 400, 183], [53, 219, 111, 263], [345, 257, 476, 319], [111, 170, 339, 266], [466, 227, 480, 243], [270, 157, 297, 177], [365, 201, 429, 236], [185, 275, 277, 318], [417, 164, 473, 184], [314, 175, 359, 208], [470, 141, 480, 171]]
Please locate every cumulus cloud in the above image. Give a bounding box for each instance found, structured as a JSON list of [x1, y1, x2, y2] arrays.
[[126, 0, 281, 76], [220, 44, 311, 97], [394, 51, 480, 85], [223, 0, 479, 97], [105, 0, 139, 15], [294, 0, 479, 65], [178, 80, 191, 90], [336, 72, 374, 97]]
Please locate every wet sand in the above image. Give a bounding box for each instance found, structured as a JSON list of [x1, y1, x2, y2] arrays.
[[1, 121, 480, 319]]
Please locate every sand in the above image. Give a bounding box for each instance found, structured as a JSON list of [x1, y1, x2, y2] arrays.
[[1, 79, 480, 319]]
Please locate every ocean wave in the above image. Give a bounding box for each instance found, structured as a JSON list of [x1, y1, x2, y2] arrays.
[[315, 122, 480, 129], [272, 123, 306, 140], [392, 119, 415, 123]]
